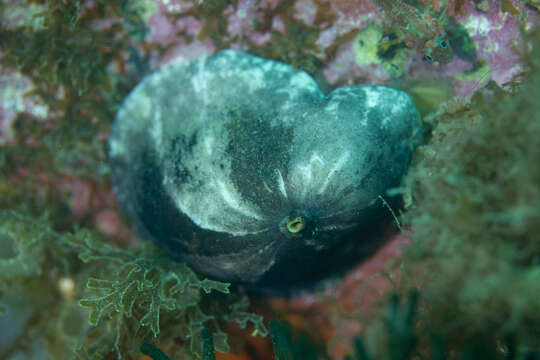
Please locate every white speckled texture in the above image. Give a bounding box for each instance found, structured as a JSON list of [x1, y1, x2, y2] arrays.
[[109, 50, 421, 285]]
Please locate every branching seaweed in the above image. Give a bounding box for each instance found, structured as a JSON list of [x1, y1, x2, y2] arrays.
[[66, 229, 269, 359], [0, 210, 267, 359], [222, 296, 268, 337]]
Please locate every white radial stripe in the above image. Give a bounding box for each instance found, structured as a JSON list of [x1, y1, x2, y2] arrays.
[[318, 151, 350, 194], [364, 87, 381, 107], [217, 180, 263, 219], [296, 153, 324, 198], [204, 136, 214, 154], [263, 181, 273, 193], [318, 208, 356, 219], [150, 109, 163, 151], [276, 169, 288, 199], [319, 222, 358, 231], [220, 225, 273, 237]]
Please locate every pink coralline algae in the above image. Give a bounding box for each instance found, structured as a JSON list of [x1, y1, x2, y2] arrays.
[[323, 39, 393, 85], [225, 0, 259, 38], [0, 71, 49, 144], [448, 0, 539, 92], [133, 0, 536, 98], [146, 10, 215, 66], [308, 0, 536, 93]]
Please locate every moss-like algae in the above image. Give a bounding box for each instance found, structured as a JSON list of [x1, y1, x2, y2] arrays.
[[340, 23, 540, 360], [392, 26, 540, 358]]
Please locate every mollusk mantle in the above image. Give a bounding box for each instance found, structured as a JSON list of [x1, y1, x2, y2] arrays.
[[109, 50, 421, 287]]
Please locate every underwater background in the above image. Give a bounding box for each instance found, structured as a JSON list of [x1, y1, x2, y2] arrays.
[[0, 0, 539, 359]]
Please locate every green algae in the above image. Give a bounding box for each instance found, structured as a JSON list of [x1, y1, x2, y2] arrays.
[[347, 291, 538, 360], [352, 24, 408, 79], [393, 27, 540, 357], [0, 210, 267, 359]]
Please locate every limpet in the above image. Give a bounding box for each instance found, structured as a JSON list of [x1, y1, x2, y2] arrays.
[[109, 50, 421, 287]]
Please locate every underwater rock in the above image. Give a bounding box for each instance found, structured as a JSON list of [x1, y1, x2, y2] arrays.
[[109, 50, 421, 288]]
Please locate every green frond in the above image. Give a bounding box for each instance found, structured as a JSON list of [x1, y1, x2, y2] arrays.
[[224, 297, 268, 337]]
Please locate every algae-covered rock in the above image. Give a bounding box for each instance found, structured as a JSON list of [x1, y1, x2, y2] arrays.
[[109, 50, 421, 287]]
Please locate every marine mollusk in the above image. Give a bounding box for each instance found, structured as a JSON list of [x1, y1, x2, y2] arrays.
[[109, 50, 421, 287]]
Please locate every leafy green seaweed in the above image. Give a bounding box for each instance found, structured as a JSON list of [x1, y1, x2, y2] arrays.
[[201, 328, 217, 360], [0, 210, 267, 359], [142, 320, 318, 360], [222, 296, 268, 337], [269, 320, 319, 360], [141, 343, 172, 360], [346, 292, 539, 360], [68, 233, 230, 338], [66, 231, 265, 359], [270, 320, 296, 360]]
